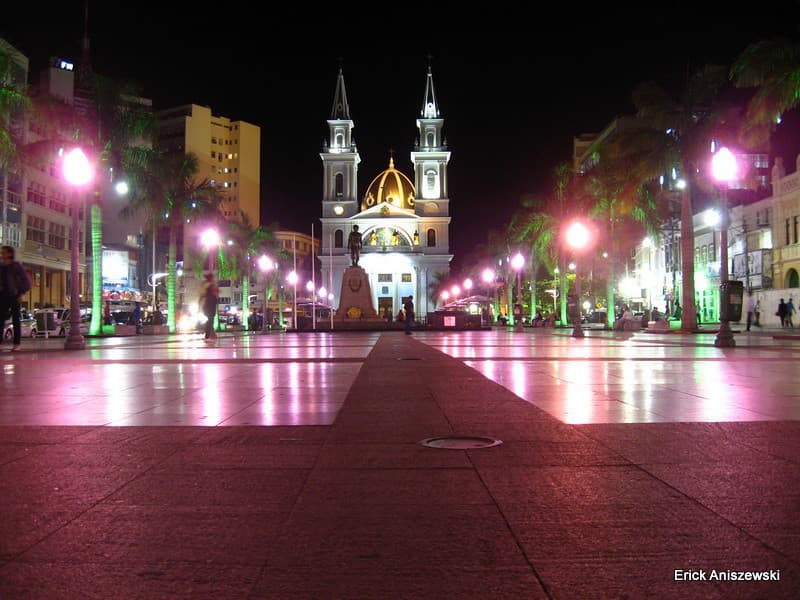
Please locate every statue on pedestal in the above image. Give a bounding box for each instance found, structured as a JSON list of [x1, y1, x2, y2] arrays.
[[347, 225, 363, 266]]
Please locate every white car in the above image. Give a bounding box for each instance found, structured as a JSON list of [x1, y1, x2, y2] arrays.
[[4, 315, 38, 340], [34, 308, 89, 337]]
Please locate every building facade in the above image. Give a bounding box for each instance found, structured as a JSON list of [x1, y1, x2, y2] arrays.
[[157, 104, 261, 316], [0, 40, 87, 311], [319, 68, 453, 320]]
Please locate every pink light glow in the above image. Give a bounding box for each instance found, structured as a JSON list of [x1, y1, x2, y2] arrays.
[[441, 291, 450, 301], [287, 271, 298, 285], [463, 278, 473, 290], [62, 148, 94, 186], [258, 255, 273, 271], [481, 268, 495, 283], [711, 147, 737, 183], [566, 222, 590, 250], [451, 285, 461, 296], [511, 252, 525, 270], [200, 228, 220, 248]]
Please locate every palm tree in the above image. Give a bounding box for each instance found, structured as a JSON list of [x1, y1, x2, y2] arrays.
[[730, 37, 800, 146], [581, 141, 662, 328], [0, 44, 31, 169], [508, 206, 557, 321], [607, 65, 728, 331], [123, 149, 220, 333], [219, 216, 277, 322]]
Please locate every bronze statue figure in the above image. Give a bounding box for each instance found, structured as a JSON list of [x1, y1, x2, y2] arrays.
[[347, 225, 363, 266]]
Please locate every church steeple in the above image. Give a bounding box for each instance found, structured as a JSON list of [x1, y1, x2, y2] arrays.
[[321, 66, 360, 217], [330, 67, 351, 120], [421, 65, 439, 119], [412, 63, 450, 209]]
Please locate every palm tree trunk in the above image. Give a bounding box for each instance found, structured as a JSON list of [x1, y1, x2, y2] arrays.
[[606, 207, 617, 329], [167, 225, 177, 333], [241, 263, 250, 325], [89, 204, 103, 335], [559, 254, 568, 324], [679, 186, 697, 330]]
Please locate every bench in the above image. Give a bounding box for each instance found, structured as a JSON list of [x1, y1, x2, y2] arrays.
[[646, 320, 670, 332]]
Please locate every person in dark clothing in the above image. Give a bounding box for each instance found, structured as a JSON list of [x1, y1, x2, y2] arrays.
[[199, 273, 219, 341], [778, 299, 788, 328], [0, 246, 32, 351], [403, 295, 414, 335]]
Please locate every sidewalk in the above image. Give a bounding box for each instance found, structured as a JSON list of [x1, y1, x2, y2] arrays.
[[0, 332, 798, 598]]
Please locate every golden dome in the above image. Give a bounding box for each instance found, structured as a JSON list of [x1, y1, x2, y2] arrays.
[[362, 157, 416, 211]]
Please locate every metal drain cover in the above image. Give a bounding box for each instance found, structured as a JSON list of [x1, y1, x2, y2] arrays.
[[397, 357, 423, 361], [419, 436, 503, 450]]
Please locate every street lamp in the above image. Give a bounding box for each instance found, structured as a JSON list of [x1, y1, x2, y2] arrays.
[[565, 220, 592, 338], [511, 252, 525, 331], [463, 278, 473, 292], [63, 148, 94, 350], [481, 268, 495, 284], [711, 146, 738, 348], [451, 285, 461, 298]]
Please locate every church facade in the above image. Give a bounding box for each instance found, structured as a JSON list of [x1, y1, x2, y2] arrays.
[[319, 67, 452, 320]]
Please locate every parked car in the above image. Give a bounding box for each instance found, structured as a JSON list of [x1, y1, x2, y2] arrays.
[[4, 311, 38, 340], [34, 308, 90, 337]]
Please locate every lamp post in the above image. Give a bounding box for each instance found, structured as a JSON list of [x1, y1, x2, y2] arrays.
[[565, 221, 592, 338], [258, 254, 274, 332], [511, 252, 524, 331], [63, 148, 94, 350], [711, 147, 737, 348], [287, 270, 298, 329]]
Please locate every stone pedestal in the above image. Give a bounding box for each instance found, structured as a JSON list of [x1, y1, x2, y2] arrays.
[[334, 266, 382, 325]]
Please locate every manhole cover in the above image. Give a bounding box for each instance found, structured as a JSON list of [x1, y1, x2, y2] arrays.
[[397, 357, 423, 361], [419, 436, 503, 450]]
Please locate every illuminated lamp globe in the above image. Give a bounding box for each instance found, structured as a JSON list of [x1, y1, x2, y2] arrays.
[[481, 268, 495, 284], [711, 147, 737, 183], [200, 228, 220, 248], [114, 181, 129, 196], [451, 285, 461, 297], [511, 252, 525, 271], [306, 280, 314, 292], [566, 221, 590, 250], [287, 271, 298, 285], [63, 148, 94, 186], [441, 291, 450, 301], [319, 286, 327, 297], [258, 255, 273, 271], [463, 278, 473, 291]]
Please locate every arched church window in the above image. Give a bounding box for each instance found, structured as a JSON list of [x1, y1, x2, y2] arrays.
[[335, 173, 343, 198], [334, 229, 343, 248], [427, 228, 436, 247], [335, 133, 343, 147], [426, 169, 437, 191], [426, 132, 434, 147]]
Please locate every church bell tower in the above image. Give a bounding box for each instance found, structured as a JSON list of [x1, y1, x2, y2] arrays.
[[321, 68, 360, 218]]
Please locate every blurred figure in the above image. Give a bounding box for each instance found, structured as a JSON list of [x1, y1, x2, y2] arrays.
[[0, 246, 32, 351], [200, 272, 219, 342]]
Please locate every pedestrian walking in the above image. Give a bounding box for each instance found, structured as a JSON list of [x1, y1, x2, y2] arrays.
[[0, 246, 32, 352], [745, 292, 755, 332], [199, 272, 219, 342], [403, 295, 414, 335], [787, 297, 796, 329], [777, 299, 788, 328]]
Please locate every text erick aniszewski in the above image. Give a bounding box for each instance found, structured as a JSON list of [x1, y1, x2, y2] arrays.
[[674, 569, 781, 582]]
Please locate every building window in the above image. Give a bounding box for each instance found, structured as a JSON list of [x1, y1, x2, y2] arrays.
[[27, 184, 46, 206], [427, 228, 436, 247], [49, 192, 66, 213], [335, 133, 343, 147], [426, 169, 436, 191], [401, 273, 412, 282], [211, 151, 216, 158], [210, 179, 216, 186], [48, 223, 66, 249], [334, 229, 343, 248], [211, 137, 217, 144], [26, 216, 46, 243], [335, 173, 343, 197], [788, 218, 792, 246], [427, 132, 434, 147], [234, 168, 238, 173], [795, 216, 799, 244], [378, 274, 392, 282]]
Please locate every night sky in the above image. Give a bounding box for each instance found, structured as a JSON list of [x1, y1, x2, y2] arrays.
[[4, 4, 800, 270]]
